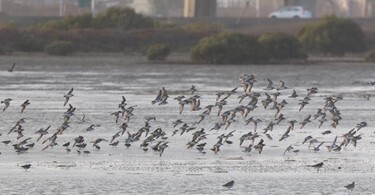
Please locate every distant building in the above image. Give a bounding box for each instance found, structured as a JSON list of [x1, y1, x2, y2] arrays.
[[184, 0, 216, 17]]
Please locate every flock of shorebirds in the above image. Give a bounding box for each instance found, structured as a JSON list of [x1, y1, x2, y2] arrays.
[[3, 63, 370, 191]]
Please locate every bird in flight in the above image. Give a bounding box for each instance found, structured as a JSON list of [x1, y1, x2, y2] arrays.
[[20, 99, 30, 113], [64, 88, 74, 106], [8, 62, 15, 72], [1, 98, 12, 112]]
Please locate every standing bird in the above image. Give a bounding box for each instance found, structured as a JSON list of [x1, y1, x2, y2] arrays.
[[20, 100, 30, 113], [20, 163, 31, 171], [8, 62, 16, 72], [1, 98, 12, 112], [344, 182, 355, 191], [307, 162, 324, 172], [222, 180, 235, 189], [64, 88, 74, 106]]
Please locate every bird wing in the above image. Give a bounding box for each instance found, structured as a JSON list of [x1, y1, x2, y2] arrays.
[[266, 78, 273, 88], [68, 88, 74, 95], [9, 62, 15, 72], [161, 87, 168, 97]]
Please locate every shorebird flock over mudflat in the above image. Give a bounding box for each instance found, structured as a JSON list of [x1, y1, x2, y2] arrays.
[[3, 63, 372, 191]]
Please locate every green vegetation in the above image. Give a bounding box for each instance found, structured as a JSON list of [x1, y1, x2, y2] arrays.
[[45, 41, 74, 56], [181, 22, 224, 33], [0, 8, 372, 62], [146, 44, 171, 61], [365, 49, 375, 62], [258, 32, 307, 60], [297, 16, 365, 56], [40, 7, 154, 30], [190, 33, 267, 64]]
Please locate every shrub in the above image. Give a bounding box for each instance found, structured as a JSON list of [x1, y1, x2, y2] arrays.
[[0, 21, 16, 30], [181, 22, 224, 33], [365, 49, 375, 62], [16, 37, 45, 52], [39, 7, 154, 31], [94, 7, 154, 30], [146, 44, 171, 61], [258, 32, 307, 60], [64, 13, 94, 29], [40, 20, 68, 30], [190, 33, 267, 64], [45, 41, 74, 56], [297, 16, 365, 56]]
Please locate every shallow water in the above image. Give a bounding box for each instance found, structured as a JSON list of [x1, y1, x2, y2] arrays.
[[0, 56, 374, 194]]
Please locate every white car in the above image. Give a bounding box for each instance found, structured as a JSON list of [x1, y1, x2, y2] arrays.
[[269, 6, 312, 19]]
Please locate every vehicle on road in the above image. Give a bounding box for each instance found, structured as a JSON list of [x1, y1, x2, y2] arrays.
[[269, 6, 312, 19]]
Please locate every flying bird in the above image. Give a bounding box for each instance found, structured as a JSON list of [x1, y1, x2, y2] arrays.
[[289, 89, 298, 98], [64, 88, 74, 106], [20, 100, 30, 113], [277, 80, 288, 91], [187, 85, 197, 94], [1, 98, 12, 112], [264, 78, 274, 90], [8, 62, 16, 72]]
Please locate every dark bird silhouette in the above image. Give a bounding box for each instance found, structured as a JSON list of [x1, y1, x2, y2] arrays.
[[321, 130, 332, 135], [222, 180, 235, 189], [64, 88, 74, 106], [109, 140, 119, 147], [289, 89, 298, 98], [344, 182, 355, 191], [20, 163, 31, 171], [253, 139, 265, 154], [279, 126, 291, 141], [62, 142, 70, 147], [8, 62, 15, 72], [35, 125, 51, 142], [2, 140, 11, 145], [119, 96, 127, 109], [26, 143, 35, 149], [111, 111, 123, 124], [20, 100, 30, 113], [264, 78, 274, 90], [1, 98, 12, 112], [307, 162, 324, 172], [187, 85, 197, 94], [83, 151, 91, 155]]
